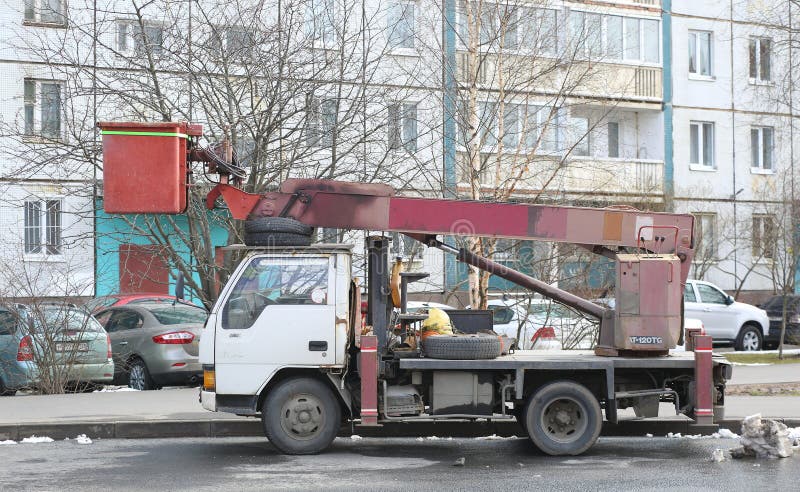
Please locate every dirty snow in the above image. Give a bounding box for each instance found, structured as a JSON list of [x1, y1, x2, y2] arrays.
[[0, 440, 17, 445], [93, 385, 139, 393], [711, 448, 726, 462], [475, 434, 517, 440], [730, 414, 794, 459], [76, 434, 92, 445], [415, 437, 424, 442], [729, 362, 771, 367], [349, 435, 363, 441], [645, 433, 654, 438], [713, 429, 739, 439], [425, 436, 440, 440], [21, 436, 54, 444]]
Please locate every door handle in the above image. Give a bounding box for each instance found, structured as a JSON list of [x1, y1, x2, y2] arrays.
[[703, 308, 712, 312], [118, 341, 128, 345], [309, 341, 328, 351]]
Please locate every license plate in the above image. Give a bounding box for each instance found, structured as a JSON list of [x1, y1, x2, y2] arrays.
[[55, 342, 89, 352]]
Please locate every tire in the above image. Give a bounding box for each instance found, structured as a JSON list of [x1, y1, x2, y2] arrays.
[[422, 334, 502, 360], [128, 358, 158, 391], [735, 323, 763, 351], [524, 381, 602, 456], [261, 377, 341, 455], [244, 231, 313, 247], [244, 217, 313, 236]]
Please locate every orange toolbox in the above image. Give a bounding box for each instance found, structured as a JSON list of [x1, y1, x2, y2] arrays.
[[98, 121, 202, 214]]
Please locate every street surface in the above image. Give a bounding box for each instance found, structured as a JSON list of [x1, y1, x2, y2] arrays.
[[0, 436, 797, 491]]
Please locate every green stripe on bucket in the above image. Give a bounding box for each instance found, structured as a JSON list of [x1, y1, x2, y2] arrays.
[[101, 130, 189, 139]]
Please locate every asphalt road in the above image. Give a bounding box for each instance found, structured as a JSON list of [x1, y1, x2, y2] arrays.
[[1, 436, 797, 491]]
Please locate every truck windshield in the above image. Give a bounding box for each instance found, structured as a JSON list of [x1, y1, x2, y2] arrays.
[[222, 256, 330, 329]]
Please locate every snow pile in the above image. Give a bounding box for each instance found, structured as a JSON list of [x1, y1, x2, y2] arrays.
[[666, 432, 682, 438], [21, 436, 54, 444], [93, 386, 138, 393], [349, 435, 363, 441], [711, 448, 726, 462], [0, 440, 17, 445], [713, 429, 739, 439], [788, 427, 800, 447], [730, 414, 794, 459], [75, 434, 92, 445], [426, 436, 440, 440], [475, 434, 517, 440]]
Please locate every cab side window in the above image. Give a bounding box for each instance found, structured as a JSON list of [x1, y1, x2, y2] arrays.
[[696, 284, 727, 304], [223, 257, 330, 329], [684, 284, 697, 303]]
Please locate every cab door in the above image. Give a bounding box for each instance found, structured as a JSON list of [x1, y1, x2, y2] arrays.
[[214, 255, 336, 394], [694, 283, 738, 340]]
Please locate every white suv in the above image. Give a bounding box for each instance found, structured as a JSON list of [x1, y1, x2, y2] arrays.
[[684, 280, 769, 351]]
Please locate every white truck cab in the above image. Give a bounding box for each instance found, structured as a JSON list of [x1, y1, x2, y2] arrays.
[[200, 245, 353, 414]]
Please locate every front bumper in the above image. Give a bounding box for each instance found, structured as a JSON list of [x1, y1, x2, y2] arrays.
[[765, 322, 800, 344]]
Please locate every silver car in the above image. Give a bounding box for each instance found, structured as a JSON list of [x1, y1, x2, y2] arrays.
[[95, 303, 207, 390]]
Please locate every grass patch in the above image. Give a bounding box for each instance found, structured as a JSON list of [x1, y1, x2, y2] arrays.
[[722, 352, 800, 364]]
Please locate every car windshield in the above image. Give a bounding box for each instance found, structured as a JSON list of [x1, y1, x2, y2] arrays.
[[149, 306, 208, 325], [528, 303, 573, 318], [32, 307, 105, 334]]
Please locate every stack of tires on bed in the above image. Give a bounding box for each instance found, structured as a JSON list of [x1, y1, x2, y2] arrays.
[[243, 217, 314, 247]]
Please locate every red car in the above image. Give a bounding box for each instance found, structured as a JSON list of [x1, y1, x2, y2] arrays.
[[84, 294, 203, 314]]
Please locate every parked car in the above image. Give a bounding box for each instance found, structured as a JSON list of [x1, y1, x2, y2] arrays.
[[683, 280, 769, 351], [487, 298, 597, 350], [405, 301, 456, 313], [0, 304, 113, 395], [95, 303, 207, 390], [84, 294, 203, 314], [759, 295, 800, 349]]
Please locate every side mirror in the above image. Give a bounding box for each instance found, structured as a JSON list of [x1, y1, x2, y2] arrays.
[[175, 271, 185, 301], [725, 295, 734, 306]]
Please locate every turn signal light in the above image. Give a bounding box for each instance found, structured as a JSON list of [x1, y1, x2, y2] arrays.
[[17, 335, 34, 361], [152, 331, 195, 344], [203, 365, 216, 392]]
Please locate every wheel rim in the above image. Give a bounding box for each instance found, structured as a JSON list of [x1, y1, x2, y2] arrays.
[[279, 392, 325, 441], [540, 397, 589, 443], [742, 331, 760, 351], [129, 364, 145, 390]]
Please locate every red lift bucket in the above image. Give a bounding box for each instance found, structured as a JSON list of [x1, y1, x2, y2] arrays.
[[97, 121, 201, 214]]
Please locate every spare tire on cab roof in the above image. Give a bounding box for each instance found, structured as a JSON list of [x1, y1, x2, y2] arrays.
[[422, 333, 502, 360], [243, 217, 314, 247]]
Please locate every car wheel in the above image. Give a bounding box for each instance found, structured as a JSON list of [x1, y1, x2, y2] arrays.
[[128, 359, 157, 391], [261, 377, 341, 455], [524, 381, 602, 456], [735, 324, 763, 351]]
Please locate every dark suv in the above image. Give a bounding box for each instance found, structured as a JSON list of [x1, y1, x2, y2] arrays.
[[761, 295, 800, 349]]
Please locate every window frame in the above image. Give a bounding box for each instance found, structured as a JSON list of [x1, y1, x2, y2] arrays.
[[23, 0, 67, 27], [688, 30, 713, 78], [692, 212, 717, 262], [305, 0, 338, 49], [388, 101, 419, 153], [752, 214, 776, 261], [689, 121, 715, 169], [23, 78, 63, 141], [749, 37, 772, 83], [695, 283, 729, 305], [24, 198, 63, 258], [116, 20, 165, 57], [569, 11, 661, 65], [750, 126, 774, 173], [387, 0, 417, 52], [306, 95, 338, 148]]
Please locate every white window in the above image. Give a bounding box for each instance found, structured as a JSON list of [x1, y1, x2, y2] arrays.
[[623, 17, 640, 61], [752, 214, 775, 260], [24, 199, 62, 256], [572, 13, 658, 63], [24, 0, 65, 25], [306, 96, 337, 147], [502, 103, 520, 149], [569, 11, 603, 59], [689, 121, 714, 168], [749, 38, 771, 82], [523, 105, 558, 153], [388, 102, 418, 152], [692, 213, 716, 261], [24, 79, 62, 140], [212, 26, 255, 58], [689, 31, 712, 77], [117, 21, 164, 55], [606, 16, 623, 60], [751, 126, 774, 171], [607, 122, 620, 158], [305, 0, 337, 47], [388, 1, 415, 50], [568, 116, 590, 156]]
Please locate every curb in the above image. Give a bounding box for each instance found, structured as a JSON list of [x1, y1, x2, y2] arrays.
[[2, 418, 798, 441]]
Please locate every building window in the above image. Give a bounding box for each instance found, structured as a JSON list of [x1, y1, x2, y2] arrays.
[[750, 126, 774, 171], [24, 79, 62, 140], [692, 213, 716, 261], [117, 21, 164, 56], [749, 38, 771, 82], [391, 232, 423, 261], [388, 102, 418, 152], [24, 0, 65, 25], [571, 13, 658, 63], [607, 122, 619, 158], [523, 105, 558, 153], [212, 26, 255, 59], [24, 199, 62, 255], [689, 121, 714, 168], [688, 31, 712, 77], [388, 1, 415, 50], [752, 214, 775, 260], [305, 0, 337, 47], [568, 116, 590, 156], [306, 96, 337, 147]]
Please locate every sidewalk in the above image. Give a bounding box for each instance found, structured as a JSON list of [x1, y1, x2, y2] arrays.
[[1, 386, 798, 441]]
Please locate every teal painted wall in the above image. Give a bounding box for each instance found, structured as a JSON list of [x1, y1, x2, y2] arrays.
[[95, 199, 230, 304]]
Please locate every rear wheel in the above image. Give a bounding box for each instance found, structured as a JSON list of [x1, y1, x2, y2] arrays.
[[735, 324, 762, 351], [262, 377, 341, 455], [128, 358, 158, 391], [524, 381, 602, 456]]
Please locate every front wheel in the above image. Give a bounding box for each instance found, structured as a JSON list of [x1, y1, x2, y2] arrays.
[[262, 377, 341, 455], [524, 381, 602, 456], [735, 324, 762, 351]]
